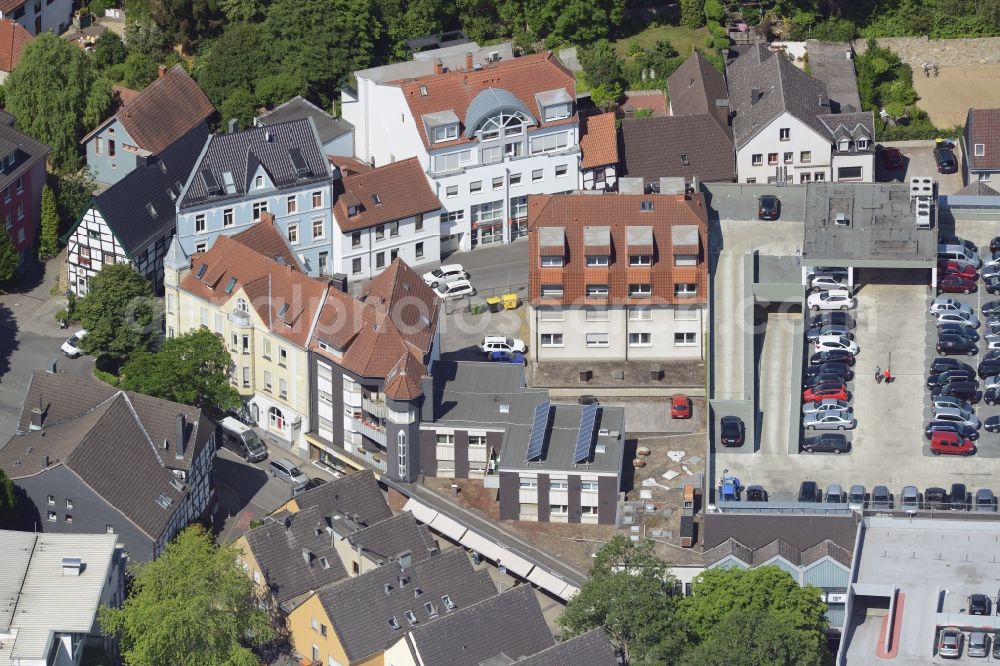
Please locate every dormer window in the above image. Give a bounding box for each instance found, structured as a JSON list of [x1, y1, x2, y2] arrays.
[[543, 103, 571, 122], [976, 143, 986, 157], [254, 175, 264, 190], [4, 153, 13, 169], [857, 137, 869, 150], [432, 124, 458, 143], [348, 205, 358, 217], [478, 112, 528, 142], [838, 139, 851, 151]]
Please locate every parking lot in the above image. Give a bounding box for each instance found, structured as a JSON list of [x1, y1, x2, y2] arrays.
[[877, 141, 965, 195]]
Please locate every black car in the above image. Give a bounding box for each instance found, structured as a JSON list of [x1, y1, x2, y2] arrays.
[[930, 357, 975, 375], [808, 312, 856, 330], [809, 349, 855, 366], [970, 594, 992, 616], [798, 481, 821, 502], [925, 420, 980, 441], [720, 416, 745, 447], [924, 486, 949, 510], [937, 323, 979, 342], [934, 145, 958, 174], [986, 387, 1000, 406], [937, 334, 978, 356], [987, 416, 1000, 433], [805, 362, 853, 380], [939, 235, 977, 253], [983, 299, 1000, 316], [932, 380, 982, 403], [980, 358, 1000, 378], [927, 369, 977, 389], [758, 195, 780, 220], [802, 433, 850, 454], [803, 373, 850, 389], [746, 485, 768, 501], [950, 483, 970, 510]]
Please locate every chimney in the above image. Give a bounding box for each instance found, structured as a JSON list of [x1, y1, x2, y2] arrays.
[[175, 414, 186, 460], [261, 211, 275, 225], [433, 59, 444, 75], [302, 548, 313, 566], [751, 88, 761, 104], [158, 65, 166, 78], [29, 407, 43, 430], [465, 51, 474, 70], [228, 118, 237, 134]]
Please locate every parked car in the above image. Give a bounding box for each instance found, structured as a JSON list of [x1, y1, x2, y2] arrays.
[[422, 264, 468, 287], [980, 357, 1000, 378], [814, 335, 860, 355], [938, 260, 978, 280], [931, 358, 975, 375], [268, 458, 308, 487], [924, 487, 949, 510], [670, 394, 691, 419], [983, 299, 1000, 316], [985, 277, 1000, 295], [802, 398, 852, 415], [992, 237, 1000, 254], [798, 481, 821, 502], [936, 334, 978, 356], [881, 146, 904, 169], [803, 409, 856, 431], [803, 373, 850, 390], [925, 421, 979, 441], [984, 251, 1000, 268], [983, 264, 1000, 281], [218, 416, 268, 463], [808, 312, 856, 329], [974, 488, 996, 512], [802, 433, 850, 454], [807, 289, 855, 311], [985, 387, 1000, 405], [937, 626, 962, 658], [982, 375, 1000, 391], [487, 350, 525, 364], [807, 266, 848, 279], [825, 483, 845, 503], [934, 144, 958, 173], [434, 278, 476, 299], [803, 383, 849, 403], [985, 415, 1000, 433], [805, 324, 853, 342], [930, 433, 976, 457], [809, 349, 855, 366], [937, 275, 977, 294], [968, 631, 990, 658], [939, 235, 977, 253], [936, 311, 980, 328], [932, 395, 971, 412], [927, 369, 976, 389], [804, 362, 853, 380], [847, 485, 866, 510], [939, 243, 982, 268], [930, 297, 975, 316], [936, 323, 979, 342], [577, 394, 599, 406], [758, 194, 780, 220], [720, 415, 745, 447], [480, 335, 527, 354], [950, 483, 971, 509], [871, 485, 892, 509], [901, 485, 920, 510], [932, 381, 981, 403], [61, 329, 88, 358], [746, 485, 768, 501], [809, 275, 849, 292], [931, 402, 977, 422]]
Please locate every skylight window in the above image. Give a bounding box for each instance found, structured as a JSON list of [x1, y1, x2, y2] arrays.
[[222, 171, 237, 194], [146, 203, 157, 218], [372, 194, 381, 205], [277, 303, 289, 318], [195, 263, 208, 279], [224, 277, 237, 294]]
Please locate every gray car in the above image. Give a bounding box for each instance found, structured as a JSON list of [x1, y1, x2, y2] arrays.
[[802, 399, 852, 415], [968, 631, 989, 658], [932, 396, 971, 412], [847, 485, 866, 511], [805, 324, 853, 342], [803, 409, 856, 430], [825, 483, 845, 503], [900, 485, 920, 510], [975, 488, 996, 512], [268, 457, 308, 487], [934, 407, 981, 430]]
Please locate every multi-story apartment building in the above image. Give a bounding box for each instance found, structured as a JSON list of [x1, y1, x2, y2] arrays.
[[0, 115, 49, 268], [332, 157, 442, 280], [0, 370, 216, 561], [726, 44, 875, 184], [306, 259, 440, 478], [81, 65, 215, 186], [0, 0, 70, 34], [527, 192, 709, 362], [174, 118, 336, 277], [164, 225, 329, 454], [342, 50, 580, 252], [64, 124, 208, 296]]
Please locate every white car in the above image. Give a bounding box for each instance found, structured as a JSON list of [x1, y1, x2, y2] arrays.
[[809, 276, 849, 292], [422, 264, 468, 287], [802, 399, 852, 415], [935, 311, 980, 328], [480, 335, 527, 354], [807, 289, 855, 311], [61, 329, 88, 358], [803, 409, 856, 430], [814, 335, 860, 355], [929, 297, 974, 316], [434, 278, 476, 299]]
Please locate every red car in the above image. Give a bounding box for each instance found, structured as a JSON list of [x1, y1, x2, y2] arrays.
[[670, 394, 691, 418], [937, 275, 977, 295], [930, 431, 976, 456], [938, 260, 978, 280], [881, 147, 904, 170], [802, 383, 848, 403]]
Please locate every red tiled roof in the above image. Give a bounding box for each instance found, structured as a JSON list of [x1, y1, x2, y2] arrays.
[[383, 353, 425, 400], [528, 193, 709, 306], [231, 213, 303, 271], [332, 157, 441, 232], [330, 155, 373, 176], [579, 113, 619, 169], [394, 52, 577, 150], [82, 64, 215, 153], [968, 108, 1000, 172], [180, 235, 328, 348], [0, 19, 30, 72]]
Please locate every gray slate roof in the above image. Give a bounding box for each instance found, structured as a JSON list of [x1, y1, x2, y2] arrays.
[[317, 547, 496, 663], [515, 629, 618, 666], [704, 536, 853, 568], [86, 124, 209, 255], [804, 40, 863, 112], [179, 118, 330, 209], [0, 371, 212, 540], [702, 512, 858, 552], [257, 96, 353, 145], [425, 361, 549, 430], [291, 469, 393, 528], [0, 120, 50, 191], [499, 404, 625, 474], [621, 115, 735, 183], [245, 506, 349, 608], [819, 111, 875, 146], [347, 511, 438, 565], [667, 50, 729, 125], [406, 586, 553, 666]]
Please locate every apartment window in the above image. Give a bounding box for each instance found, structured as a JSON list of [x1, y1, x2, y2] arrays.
[[231, 332, 239, 350], [784, 152, 793, 164], [629, 332, 652, 347], [415, 242, 424, 258], [264, 371, 272, 392], [585, 307, 609, 321], [252, 201, 268, 220], [530, 132, 568, 154], [482, 145, 502, 163], [586, 284, 609, 297], [195, 214, 206, 233], [550, 504, 569, 515], [352, 257, 362, 274], [352, 232, 361, 248], [509, 172, 522, 186], [752, 154, 763, 166], [519, 478, 538, 489], [108, 140, 116, 156], [434, 150, 472, 174], [255, 175, 264, 189], [16, 203, 23, 220], [540, 284, 563, 297], [196, 242, 206, 253], [779, 127, 790, 141], [629, 306, 652, 321], [800, 151, 812, 163], [279, 378, 287, 399], [415, 213, 424, 231], [214, 313, 223, 334], [767, 153, 778, 165], [543, 102, 571, 121], [287, 223, 299, 245], [581, 505, 599, 515], [630, 255, 652, 266], [541, 333, 564, 347], [539, 308, 564, 321], [47, 511, 57, 522], [674, 332, 697, 346], [675, 254, 697, 267], [586, 255, 609, 267], [318, 252, 328, 274], [242, 367, 251, 388], [549, 480, 569, 490], [630, 283, 652, 298], [581, 481, 599, 491], [263, 338, 272, 360], [241, 335, 250, 354], [857, 138, 869, 149], [287, 195, 298, 213], [746, 177, 757, 184], [814, 171, 825, 181], [88, 229, 101, 240], [47, 495, 55, 505], [555, 164, 568, 177], [278, 347, 287, 367], [200, 308, 209, 327], [505, 141, 522, 158], [432, 124, 459, 143], [312, 191, 323, 208], [446, 185, 458, 198], [312, 219, 324, 240], [800, 173, 812, 184], [532, 169, 544, 182], [388, 221, 399, 237], [541, 255, 564, 267], [223, 208, 234, 227], [674, 283, 697, 297], [976, 143, 986, 157], [586, 332, 609, 347], [95, 136, 102, 154], [492, 176, 504, 189], [470, 180, 482, 194], [376, 251, 385, 269]]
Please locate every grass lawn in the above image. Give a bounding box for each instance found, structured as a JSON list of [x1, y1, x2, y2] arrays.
[[612, 24, 710, 57]]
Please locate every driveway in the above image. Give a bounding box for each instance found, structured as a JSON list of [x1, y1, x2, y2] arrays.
[[878, 141, 965, 194]]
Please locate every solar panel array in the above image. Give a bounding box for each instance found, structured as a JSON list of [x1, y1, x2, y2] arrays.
[[574, 403, 598, 463], [525, 400, 550, 461]]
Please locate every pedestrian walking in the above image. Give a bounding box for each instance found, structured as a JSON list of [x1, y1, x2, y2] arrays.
[[875, 365, 883, 383], [884, 368, 893, 384], [922, 62, 929, 77]]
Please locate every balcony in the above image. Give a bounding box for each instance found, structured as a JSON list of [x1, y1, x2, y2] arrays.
[[228, 310, 251, 327], [350, 417, 386, 446], [362, 396, 386, 419]]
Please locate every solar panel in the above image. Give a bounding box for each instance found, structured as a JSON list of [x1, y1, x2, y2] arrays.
[[574, 404, 598, 463], [525, 400, 549, 461]]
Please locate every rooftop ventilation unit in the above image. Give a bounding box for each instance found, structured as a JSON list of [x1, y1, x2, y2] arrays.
[[62, 556, 82, 576], [834, 213, 850, 226], [909, 176, 935, 200]]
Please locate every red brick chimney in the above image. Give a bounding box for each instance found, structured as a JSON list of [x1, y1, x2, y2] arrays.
[[158, 65, 166, 78], [261, 211, 275, 225], [433, 59, 443, 75], [465, 52, 474, 70]]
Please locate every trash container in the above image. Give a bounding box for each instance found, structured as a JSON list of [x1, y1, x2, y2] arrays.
[[501, 293, 519, 310], [485, 296, 502, 313], [469, 302, 483, 315]]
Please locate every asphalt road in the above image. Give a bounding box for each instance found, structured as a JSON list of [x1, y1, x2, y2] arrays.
[[449, 240, 530, 297]]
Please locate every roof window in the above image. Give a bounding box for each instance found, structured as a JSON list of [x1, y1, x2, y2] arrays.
[[640, 200, 654, 212], [419, 85, 428, 96], [195, 263, 208, 279], [405, 610, 418, 626], [224, 277, 237, 294], [388, 616, 400, 630], [442, 594, 456, 610], [372, 194, 381, 205], [146, 203, 157, 218], [222, 171, 237, 194]]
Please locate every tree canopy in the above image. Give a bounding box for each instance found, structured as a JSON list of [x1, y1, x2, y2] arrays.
[[38, 185, 58, 260], [0, 467, 18, 529], [77, 263, 157, 365], [0, 227, 17, 284], [120, 327, 240, 411], [99, 525, 275, 666]]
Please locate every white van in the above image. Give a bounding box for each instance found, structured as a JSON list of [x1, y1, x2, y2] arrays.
[[219, 416, 268, 463], [938, 244, 981, 268]]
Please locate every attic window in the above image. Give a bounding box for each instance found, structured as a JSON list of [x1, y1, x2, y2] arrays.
[[348, 205, 358, 216], [224, 277, 237, 294], [201, 169, 221, 194], [167, 188, 177, 202], [146, 203, 157, 218], [372, 194, 381, 205], [424, 602, 437, 618], [680, 154, 689, 166], [441, 595, 456, 610], [222, 171, 237, 194], [405, 610, 418, 626], [277, 303, 290, 319], [158, 161, 167, 174], [388, 617, 401, 631], [640, 200, 654, 212], [195, 263, 208, 279], [319, 557, 330, 570], [976, 143, 986, 157], [419, 85, 428, 96], [289, 147, 311, 178], [544, 103, 571, 122], [155, 493, 173, 509], [413, 587, 423, 598], [255, 175, 264, 190]]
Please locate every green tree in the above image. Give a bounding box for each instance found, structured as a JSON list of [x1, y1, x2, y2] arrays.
[[99, 525, 275, 666], [92, 30, 127, 69], [0, 468, 18, 529], [680, 0, 706, 28], [197, 22, 264, 108], [38, 185, 58, 259], [76, 263, 157, 366], [546, 0, 626, 45], [680, 606, 825, 666], [123, 51, 159, 89], [591, 81, 622, 110], [5, 33, 97, 170], [121, 328, 240, 411], [142, 0, 223, 52], [48, 169, 97, 237], [219, 89, 256, 132], [704, 0, 725, 23], [373, 0, 445, 61], [559, 537, 685, 664], [579, 39, 624, 90], [0, 229, 17, 283], [220, 0, 265, 23], [255, 73, 306, 109], [83, 76, 113, 131]]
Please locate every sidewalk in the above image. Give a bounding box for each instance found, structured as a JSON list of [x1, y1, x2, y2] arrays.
[[0, 254, 70, 339]]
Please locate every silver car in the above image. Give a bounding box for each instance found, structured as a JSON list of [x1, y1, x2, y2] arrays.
[[847, 485, 866, 511], [900, 485, 920, 510], [968, 630, 989, 658], [802, 399, 852, 415], [931, 403, 978, 421], [803, 409, 856, 431], [934, 407, 981, 430], [937, 627, 962, 658], [932, 395, 971, 412], [825, 483, 845, 503], [810, 275, 849, 292], [936, 311, 980, 328], [268, 457, 308, 487]]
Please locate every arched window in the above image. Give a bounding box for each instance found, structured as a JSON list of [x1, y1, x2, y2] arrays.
[[236, 297, 249, 313], [255, 175, 264, 189], [269, 406, 285, 431], [478, 111, 530, 141], [250, 403, 259, 425]]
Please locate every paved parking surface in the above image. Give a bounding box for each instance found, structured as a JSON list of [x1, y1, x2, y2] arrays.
[[878, 141, 965, 195]]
